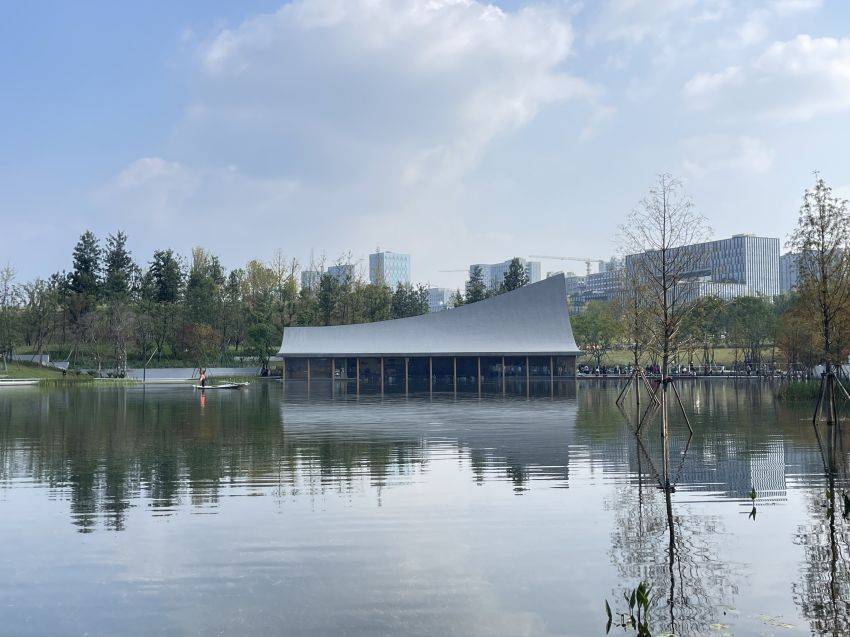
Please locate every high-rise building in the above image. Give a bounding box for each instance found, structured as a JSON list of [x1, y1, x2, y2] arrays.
[[780, 252, 799, 293], [625, 234, 780, 299], [426, 287, 453, 312], [369, 251, 411, 288], [469, 258, 541, 290], [327, 263, 356, 284], [300, 270, 321, 291]]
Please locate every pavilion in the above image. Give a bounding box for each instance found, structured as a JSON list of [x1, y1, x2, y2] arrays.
[[278, 272, 581, 395]]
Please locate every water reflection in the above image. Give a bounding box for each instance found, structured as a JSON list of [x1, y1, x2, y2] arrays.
[[794, 421, 850, 636], [0, 380, 848, 635]]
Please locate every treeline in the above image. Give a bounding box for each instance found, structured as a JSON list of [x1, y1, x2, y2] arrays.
[[0, 231, 432, 372], [572, 295, 815, 371]]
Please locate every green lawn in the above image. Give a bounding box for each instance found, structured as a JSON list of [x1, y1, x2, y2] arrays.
[[0, 362, 68, 379]]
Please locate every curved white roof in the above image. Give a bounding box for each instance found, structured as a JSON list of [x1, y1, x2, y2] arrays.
[[279, 273, 580, 357]]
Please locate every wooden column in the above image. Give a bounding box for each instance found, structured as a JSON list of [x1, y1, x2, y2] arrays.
[[477, 357, 482, 398], [331, 358, 335, 398], [380, 357, 385, 397], [307, 358, 311, 384], [501, 356, 506, 397], [453, 357, 457, 395], [404, 357, 409, 396], [429, 357, 433, 396], [282, 357, 286, 382], [356, 358, 360, 396], [526, 355, 530, 398]]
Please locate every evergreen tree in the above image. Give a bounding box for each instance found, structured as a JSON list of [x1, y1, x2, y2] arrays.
[[391, 283, 428, 318], [70, 230, 102, 303], [185, 248, 225, 327], [465, 266, 489, 304], [103, 231, 136, 300], [500, 257, 529, 292], [143, 250, 183, 303], [317, 274, 340, 326]]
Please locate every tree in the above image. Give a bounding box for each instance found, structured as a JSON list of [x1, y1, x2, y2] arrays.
[[182, 323, 220, 369], [185, 247, 225, 327], [391, 283, 428, 319], [725, 296, 775, 372], [0, 265, 19, 365], [247, 322, 276, 374], [142, 249, 184, 363], [620, 173, 710, 440], [788, 176, 850, 421], [144, 249, 183, 303], [21, 278, 57, 360], [572, 301, 621, 371], [69, 230, 102, 317], [103, 231, 136, 301], [465, 266, 489, 304], [500, 258, 529, 292], [317, 274, 340, 326], [616, 266, 652, 370]]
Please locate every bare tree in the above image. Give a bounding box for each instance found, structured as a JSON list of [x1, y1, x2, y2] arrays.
[[0, 265, 18, 368], [788, 175, 850, 424], [620, 174, 710, 442]]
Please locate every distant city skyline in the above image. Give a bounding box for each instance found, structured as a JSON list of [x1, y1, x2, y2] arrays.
[[3, 1, 848, 290]]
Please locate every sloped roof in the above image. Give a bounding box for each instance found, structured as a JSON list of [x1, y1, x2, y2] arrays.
[[279, 273, 580, 357]]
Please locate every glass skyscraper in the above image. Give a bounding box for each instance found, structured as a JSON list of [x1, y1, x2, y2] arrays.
[[369, 251, 411, 288], [622, 234, 780, 301]]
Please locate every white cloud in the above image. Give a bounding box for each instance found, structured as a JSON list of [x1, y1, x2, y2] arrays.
[[683, 35, 850, 120], [681, 135, 775, 177], [104, 0, 595, 281]]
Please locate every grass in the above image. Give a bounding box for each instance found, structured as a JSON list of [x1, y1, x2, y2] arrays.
[[774, 380, 845, 402], [580, 347, 777, 368], [0, 362, 68, 379]]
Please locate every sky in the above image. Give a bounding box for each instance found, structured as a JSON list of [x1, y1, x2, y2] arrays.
[[2, 0, 849, 290]]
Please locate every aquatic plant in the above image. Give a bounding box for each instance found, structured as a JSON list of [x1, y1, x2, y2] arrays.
[[606, 581, 654, 636]]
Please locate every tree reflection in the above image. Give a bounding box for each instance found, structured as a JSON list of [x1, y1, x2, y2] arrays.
[[608, 412, 737, 635], [793, 421, 850, 636]]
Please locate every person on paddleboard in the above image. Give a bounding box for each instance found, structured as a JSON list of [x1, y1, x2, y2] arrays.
[[199, 368, 207, 388]]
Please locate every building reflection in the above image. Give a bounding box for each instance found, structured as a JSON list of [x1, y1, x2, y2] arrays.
[[793, 422, 850, 636], [0, 379, 842, 539]]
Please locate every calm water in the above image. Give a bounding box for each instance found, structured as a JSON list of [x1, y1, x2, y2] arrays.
[[0, 380, 847, 636]]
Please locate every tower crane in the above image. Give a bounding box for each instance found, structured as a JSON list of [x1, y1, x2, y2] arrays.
[[529, 255, 606, 276]]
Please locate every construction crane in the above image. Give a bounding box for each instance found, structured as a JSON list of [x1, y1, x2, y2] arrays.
[[529, 255, 606, 276]]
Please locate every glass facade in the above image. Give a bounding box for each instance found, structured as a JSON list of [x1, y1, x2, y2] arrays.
[[369, 251, 411, 288], [623, 234, 780, 301], [426, 287, 453, 312], [282, 354, 577, 396]]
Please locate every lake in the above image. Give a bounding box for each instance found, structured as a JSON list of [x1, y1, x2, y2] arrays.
[[0, 380, 846, 636]]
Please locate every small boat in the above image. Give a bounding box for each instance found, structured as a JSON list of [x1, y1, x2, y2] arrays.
[[192, 382, 249, 390], [0, 378, 40, 387]]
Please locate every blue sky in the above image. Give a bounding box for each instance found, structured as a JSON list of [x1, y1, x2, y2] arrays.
[[2, 0, 849, 288]]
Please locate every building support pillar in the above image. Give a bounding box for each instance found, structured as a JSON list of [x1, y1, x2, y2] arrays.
[[380, 357, 385, 397], [429, 356, 433, 397], [331, 358, 336, 398], [550, 355, 554, 399], [477, 357, 482, 398], [526, 355, 530, 399], [356, 358, 360, 397], [453, 357, 457, 396], [502, 356, 506, 398], [404, 357, 409, 397], [307, 358, 311, 384]]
